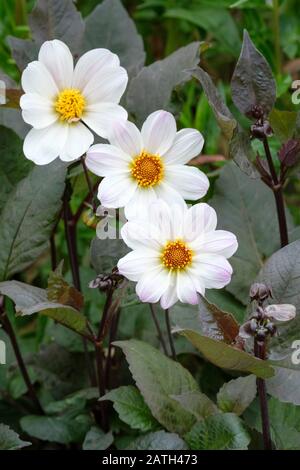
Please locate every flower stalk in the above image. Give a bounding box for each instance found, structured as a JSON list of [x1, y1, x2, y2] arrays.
[[0, 296, 43, 414]]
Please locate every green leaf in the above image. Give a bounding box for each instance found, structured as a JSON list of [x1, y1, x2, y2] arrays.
[[114, 339, 198, 435], [127, 430, 187, 450], [245, 397, 300, 450], [197, 295, 240, 343], [20, 414, 92, 444], [91, 238, 129, 274], [127, 42, 200, 125], [83, 0, 145, 78], [8, 0, 84, 70], [217, 375, 257, 415], [100, 385, 159, 432], [0, 281, 90, 337], [192, 67, 237, 141], [185, 413, 250, 450], [45, 388, 99, 415], [210, 162, 295, 304], [0, 161, 66, 280], [0, 423, 31, 450], [165, 7, 241, 56], [178, 329, 274, 378], [231, 30, 276, 116], [83, 426, 113, 450], [0, 126, 32, 212], [269, 109, 297, 142], [172, 390, 219, 420]]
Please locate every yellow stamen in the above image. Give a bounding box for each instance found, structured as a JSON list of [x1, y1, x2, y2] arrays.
[[55, 88, 85, 122], [161, 240, 193, 271], [130, 151, 163, 188]]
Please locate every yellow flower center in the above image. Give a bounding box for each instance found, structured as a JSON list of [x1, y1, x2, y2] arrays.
[[130, 151, 163, 188], [161, 240, 193, 271], [54, 88, 85, 122]]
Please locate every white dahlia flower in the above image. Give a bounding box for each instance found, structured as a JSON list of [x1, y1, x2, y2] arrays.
[[117, 200, 238, 309], [85, 110, 209, 218], [20, 39, 128, 164]]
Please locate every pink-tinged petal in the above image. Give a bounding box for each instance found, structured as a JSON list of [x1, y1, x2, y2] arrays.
[[109, 120, 142, 157], [38, 40, 73, 90], [83, 102, 127, 139], [141, 110, 176, 155], [184, 203, 217, 241], [23, 122, 68, 165], [83, 66, 128, 104], [121, 221, 162, 251], [59, 122, 94, 162], [86, 144, 131, 177], [164, 128, 204, 164], [136, 267, 170, 304], [98, 174, 137, 208], [160, 281, 178, 309], [165, 165, 209, 200], [191, 230, 238, 258], [176, 271, 199, 305], [124, 187, 158, 220], [118, 249, 159, 282], [73, 49, 120, 91], [20, 93, 57, 129], [192, 254, 233, 289], [21, 61, 58, 99], [265, 304, 296, 322]]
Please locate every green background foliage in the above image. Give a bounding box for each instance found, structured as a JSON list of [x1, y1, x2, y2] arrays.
[[0, 0, 300, 451]]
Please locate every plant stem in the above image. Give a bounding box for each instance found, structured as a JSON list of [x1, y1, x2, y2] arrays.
[[254, 339, 273, 450], [263, 138, 288, 247], [97, 287, 114, 341], [0, 298, 43, 414], [105, 308, 121, 389], [50, 233, 57, 271], [149, 304, 168, 355], [62, 191, 96, 386], [272, 0, 281, 75], [165, 309, 176, 360], [81, 156, 97, 213]]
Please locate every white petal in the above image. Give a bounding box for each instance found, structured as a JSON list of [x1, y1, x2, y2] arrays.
[[59, 122, 94, 162], [124, 187, 158, 220], [191, 230, 238, 258], [154, 181, 185, 209], [83, 102, 127, 139], [73, 49, 120, 91], [176, 271, 199, 305], [98, 174, 137, 208], [86, 144, 130, 177], [165, 165, 209, 200], [193, 254, 233, 289], [83, 66, 128, 104], [141, 110, 176, 155], [164, 128, 204, 164], [136, 267, 170, 303], [38, 40, 73, 90], [265, 304, 296, 322], [21, 61, 58, 99], [118, 249, 159, 282], [121, 221, 162, 251], [23, 122, 68, 165], [184, 203, 217, 241], [20, 93, 57, 129], [160, 281, 178, 309], [109, 120, 142, 157]]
